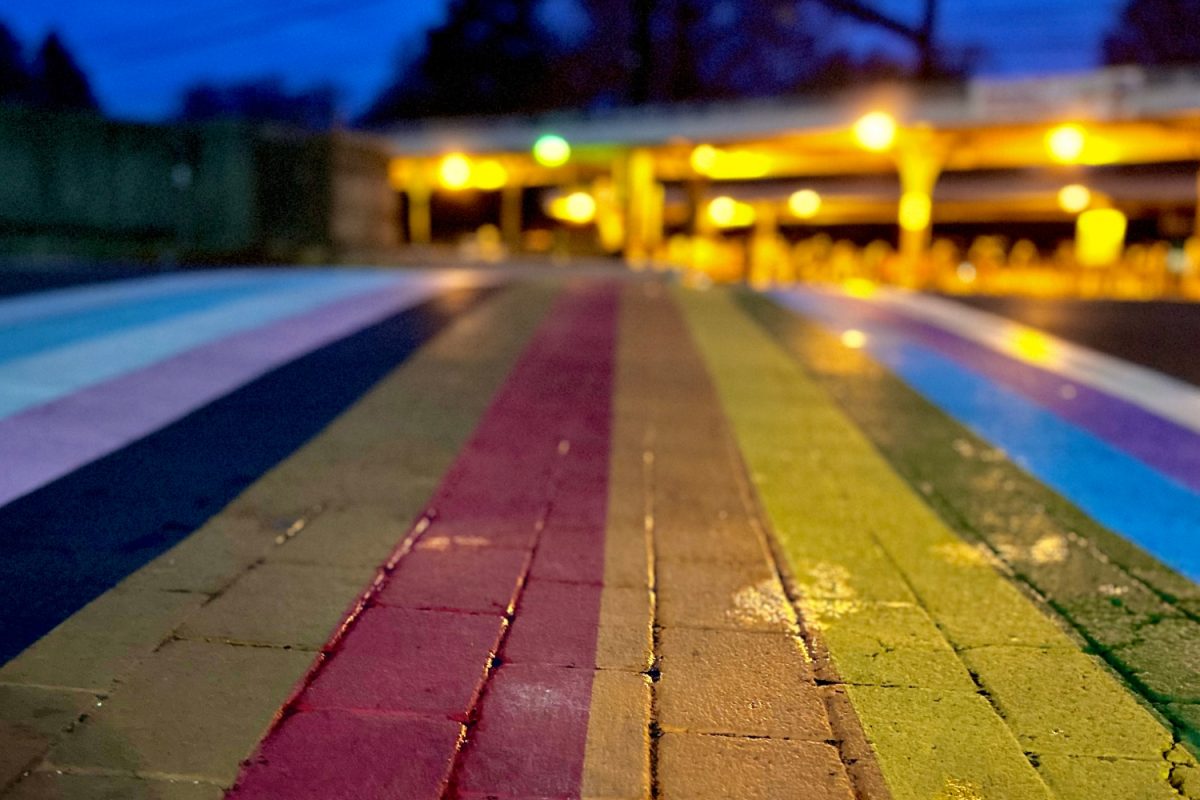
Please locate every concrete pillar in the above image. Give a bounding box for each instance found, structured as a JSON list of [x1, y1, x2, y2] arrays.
[[501, 182, 523, 252], [895, 127, 946, 273], [622, 148, 660, 267], [1194, 165, 1200, 238], [407, 165, 432, 246], [750, 202, 779, 287]]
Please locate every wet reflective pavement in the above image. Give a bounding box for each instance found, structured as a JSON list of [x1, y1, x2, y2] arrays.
[[0, 267, 1198, 799]]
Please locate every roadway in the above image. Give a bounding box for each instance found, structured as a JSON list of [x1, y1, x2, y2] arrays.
[[0, 265, 1197, 800]]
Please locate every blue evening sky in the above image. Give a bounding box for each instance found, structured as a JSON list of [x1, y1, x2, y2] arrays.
[[1, 0, 1129, 121]]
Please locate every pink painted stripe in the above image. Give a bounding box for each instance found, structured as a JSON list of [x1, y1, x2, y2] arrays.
[[228, 282, 618, 800], [0, 280, 443, 508]]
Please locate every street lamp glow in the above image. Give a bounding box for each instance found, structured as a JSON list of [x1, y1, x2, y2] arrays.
[[691, 144, 719, 174], [853, 111, 897, 152], [562, 191, 596, 223], [707, 196, 756, 228], [788, 189, 822, 219], [1046, 124, 1086, 164], [473, 159, 509, 190], [547, 191, 596, 224], [1058, 184, 1091, 214], [438, 153, 472, 190], [533, 134, 571, 167], [708, 196, 737, 227]]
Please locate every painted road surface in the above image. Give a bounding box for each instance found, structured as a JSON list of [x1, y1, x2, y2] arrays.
[[0, 268, 1198, 800]]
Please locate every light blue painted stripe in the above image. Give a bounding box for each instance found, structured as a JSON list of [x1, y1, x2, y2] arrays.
[[0, 274, 324, 365], [0, 270, 278, 330], [0, 271, 403, 421], [773, 289, 1200, 581]]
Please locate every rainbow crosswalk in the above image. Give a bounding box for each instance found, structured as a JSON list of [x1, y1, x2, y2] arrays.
[[0, 269, 1197, 799]]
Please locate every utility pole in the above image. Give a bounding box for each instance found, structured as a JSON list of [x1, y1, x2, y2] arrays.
[[916, 0, 940, 79], [631, 0, 654, 104]]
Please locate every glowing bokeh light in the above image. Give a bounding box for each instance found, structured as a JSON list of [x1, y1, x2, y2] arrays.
[[533, 134, 571, 167], [706, 196, 756, 228], [841, 329, 868, 349], [788, 189, 822, 219], [1057, 184, 1091, 214], [547, 191, 596, 224], [1046, 124, 1087, 164], [438, 153, 472, 190], [853, 111, 897, 152], [691, 144, 719, 173]]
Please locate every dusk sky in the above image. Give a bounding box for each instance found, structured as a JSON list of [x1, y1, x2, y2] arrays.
[[3, 0, 1129, 121]]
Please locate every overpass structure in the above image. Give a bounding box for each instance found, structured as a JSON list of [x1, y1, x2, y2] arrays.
[[382, 66, 1200, 272]]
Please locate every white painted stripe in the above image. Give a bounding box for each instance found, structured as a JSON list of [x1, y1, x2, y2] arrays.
[[0, 272, 406, 420], [848, 286, 1200, 436]]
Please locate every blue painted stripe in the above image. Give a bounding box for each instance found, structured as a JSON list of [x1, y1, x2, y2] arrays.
[[773, 289, 1200, 581], [0, 270, 274, 329], [0, 272, 402, 421], [0, 275, 317, 365]]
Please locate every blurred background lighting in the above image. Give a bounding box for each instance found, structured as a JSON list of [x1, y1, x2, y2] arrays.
[[788, 189, 822, 219], [691, 144, 719, 173], [898, 191, 932, 231], [438, 153, 472, 190], [853, 111, 897, 152], [1046, 124, 1087, 164], [473, 159, 509, 190], [547, 190, 596, 224], [533, 134, 571, 167], [841, 329, 868, 349], [706, 196, 756, 228], [1058, 184, 1092, 214], [1076, 207, 1128, 266]]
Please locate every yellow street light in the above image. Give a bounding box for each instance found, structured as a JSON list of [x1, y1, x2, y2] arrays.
[[547, 191, 596, 224], [707, 196, 756, 228], [473, 159, 509, 190], [533, 134, 571, 167], [1058, 184, 1091, 214], [1046, 124, 1087, 164], [788, 189, 822, 219], [853, 111, 897, 152], [691, 144, 719, 173], [438, 153, 472, 190]]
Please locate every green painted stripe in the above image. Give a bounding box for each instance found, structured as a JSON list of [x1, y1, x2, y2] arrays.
[[737, 289, 1200, 760], [677, 287, 1194, 800]]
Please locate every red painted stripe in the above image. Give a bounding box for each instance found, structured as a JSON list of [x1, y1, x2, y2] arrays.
[[228, 282, 618, 800]]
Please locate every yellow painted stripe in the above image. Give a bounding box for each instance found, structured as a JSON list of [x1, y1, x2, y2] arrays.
[[679, 287, 1195, 800], [582, 284, 653, 800]]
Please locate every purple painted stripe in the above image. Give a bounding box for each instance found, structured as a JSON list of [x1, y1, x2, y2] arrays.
[[0, 281, 441, 509], [809, 290, 1200, 495]]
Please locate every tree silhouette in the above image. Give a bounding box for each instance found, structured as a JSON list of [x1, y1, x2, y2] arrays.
[[179, 78, 337, 130], [1104, 0, 1200, 65], [30, 32, 99, 112], [361, 0, 558, 124], [0, 22, 29, 105]]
